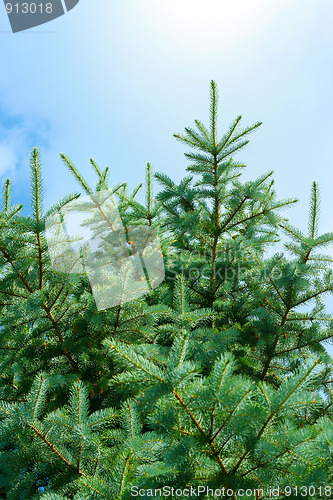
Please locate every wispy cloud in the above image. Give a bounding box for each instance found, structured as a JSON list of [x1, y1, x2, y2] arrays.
[[0, 106, 51, 207], [0, 107, 51, 177], [0, 142, 16, 176]]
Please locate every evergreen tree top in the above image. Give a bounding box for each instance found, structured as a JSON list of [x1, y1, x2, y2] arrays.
[[1, 81, 333, 499]]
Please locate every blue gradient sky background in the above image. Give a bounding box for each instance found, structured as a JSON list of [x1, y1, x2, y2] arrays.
[[1, 0, 333, 322]]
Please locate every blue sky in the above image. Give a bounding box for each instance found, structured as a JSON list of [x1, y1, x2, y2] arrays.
[[1, 1, 333, 307], [1, 0, 333, 224]]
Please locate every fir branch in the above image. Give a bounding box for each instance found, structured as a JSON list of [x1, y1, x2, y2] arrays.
[[60, 154, 92, 195], [172, 389, 228, 476], [30, 148, 43, 223], [90, 158, 103, 178], [117, 451, 132, 498], [146, 163, 153, 225], [104, 339, 166, 383], [30, 422, 86, 476], [2, 178, 11, 212], [210, 388, 252, 444], [0, 241, 80, 371], [309, 181, 320, 239], [233, 360, 321, 474], [209, 80, 218, 147], [217, 116, 242, 152]]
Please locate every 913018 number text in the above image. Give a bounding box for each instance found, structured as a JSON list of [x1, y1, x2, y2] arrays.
[[5, 3, 53, 14]]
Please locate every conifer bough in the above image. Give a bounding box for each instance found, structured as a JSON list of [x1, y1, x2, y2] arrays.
[[1, 81, 333, 499]]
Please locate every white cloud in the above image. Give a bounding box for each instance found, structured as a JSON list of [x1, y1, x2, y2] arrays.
[[0, 141, 17, 177], [0, 107, 51, 193]]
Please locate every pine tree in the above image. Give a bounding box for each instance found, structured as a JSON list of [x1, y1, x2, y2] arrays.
[[1, 82, 333, 499]]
